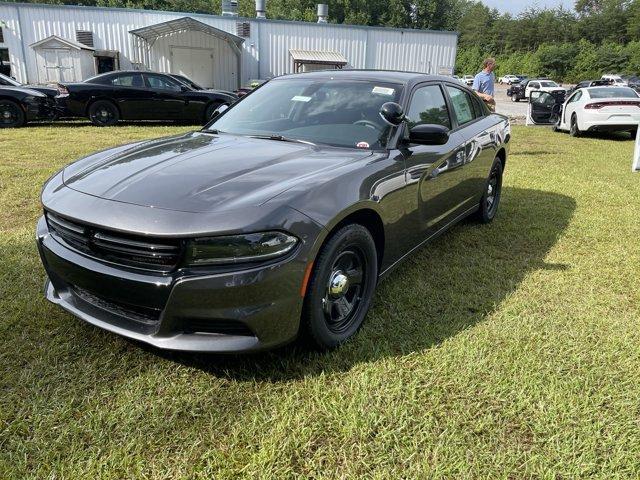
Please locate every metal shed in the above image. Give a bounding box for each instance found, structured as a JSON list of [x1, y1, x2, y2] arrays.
[[290, 49, 348, 73], [30, 34, 95, 83], [129, 17, 244, 89], [0, 2, 458, 88]]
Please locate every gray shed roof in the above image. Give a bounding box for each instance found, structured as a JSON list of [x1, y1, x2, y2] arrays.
[[289, 49, 348, 65], [129, 17, 244, 46]]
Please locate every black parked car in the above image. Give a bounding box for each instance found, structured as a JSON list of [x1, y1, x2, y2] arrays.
[[0, 72, 59, 100], [168, 73, 238, 98], [567, 79, 611, 95], [37, 70, 510, 352], [0, 85, 58, 128], [57, 71, 238, 126]]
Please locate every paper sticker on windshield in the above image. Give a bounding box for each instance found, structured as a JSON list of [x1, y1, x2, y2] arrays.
[[356, 141, 370, 149], [372, 86, 395, 96], [291, 95, 312, 102]]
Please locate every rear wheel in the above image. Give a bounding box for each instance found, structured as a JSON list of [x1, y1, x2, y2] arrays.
[[88, 100, 119, 127], [475, 157, 503, 224], [0, 99, 26, 128], [569, 113, 581, 137], [302, 224, 378, 350]]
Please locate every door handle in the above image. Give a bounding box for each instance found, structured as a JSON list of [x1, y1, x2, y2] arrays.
[[430, 161, 449, 179]]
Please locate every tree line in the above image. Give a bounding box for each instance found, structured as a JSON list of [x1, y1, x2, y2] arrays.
[[9, 0, 640, 81]]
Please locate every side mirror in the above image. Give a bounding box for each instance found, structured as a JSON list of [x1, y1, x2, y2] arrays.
[[379, 102, 405, 126], [409, 124, 450, 145], [211, 103, 229, 118]]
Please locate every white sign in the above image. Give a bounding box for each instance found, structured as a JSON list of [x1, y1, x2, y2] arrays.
[[633, 126, 640, 172]]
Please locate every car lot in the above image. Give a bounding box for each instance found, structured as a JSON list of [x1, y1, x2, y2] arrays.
[[494, 84, 529, 119], [2, 123, 639, 477]]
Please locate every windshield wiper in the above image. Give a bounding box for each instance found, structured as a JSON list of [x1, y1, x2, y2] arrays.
[[247, 134, 316, 146]]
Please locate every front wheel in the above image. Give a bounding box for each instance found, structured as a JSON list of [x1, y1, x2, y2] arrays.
[[88, 100, 119, 127], [302, 224, 378, 350], [475, 158, 503, 224], [0, 99, 26, 128], [204, 102, 226, 123]]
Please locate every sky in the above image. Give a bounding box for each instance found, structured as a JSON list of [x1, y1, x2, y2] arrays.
[[480, 0, 575, 14]]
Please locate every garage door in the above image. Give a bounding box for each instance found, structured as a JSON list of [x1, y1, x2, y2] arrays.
[[171, 47, 214, 88]]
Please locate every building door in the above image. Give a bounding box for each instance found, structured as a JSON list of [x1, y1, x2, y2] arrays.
[[171, 46, 214, 88], [42, 48, 75, 82]]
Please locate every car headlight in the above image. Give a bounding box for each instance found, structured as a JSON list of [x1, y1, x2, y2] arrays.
[[185, 231, 298, 266]]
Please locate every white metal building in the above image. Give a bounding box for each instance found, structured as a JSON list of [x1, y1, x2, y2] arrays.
[[0, 2, 458, 90]]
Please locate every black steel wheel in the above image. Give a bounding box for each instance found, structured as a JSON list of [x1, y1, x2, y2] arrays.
[[302, 224, 378, 349], [0, 99, 26, 128], [88, 100, 120, 127], [569, 113, 581, 137], [475, 157, 503, 224]]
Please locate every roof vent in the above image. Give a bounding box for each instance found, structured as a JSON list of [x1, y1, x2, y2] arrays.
[[222, 0, 239, 17], [76, 30, 94, 47], [255, 0, 266, 18], [317, 4, 328, 23]]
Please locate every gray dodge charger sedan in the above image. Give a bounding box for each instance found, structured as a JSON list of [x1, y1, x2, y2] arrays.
[[37, 70, 510, 352]]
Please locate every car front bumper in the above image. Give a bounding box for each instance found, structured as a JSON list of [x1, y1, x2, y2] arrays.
[[37, 212, 322, 353]]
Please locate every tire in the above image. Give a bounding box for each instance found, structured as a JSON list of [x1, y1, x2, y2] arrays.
[[569, 113, 581, 137], [551, 120, 560, 132], [204, 102, 225, 123], [475, 157, 503, 224], [302, 224, 378, 350], [88, 100, 119, 126], [0, 99, 26, 128], [510, 95, 516, 102]]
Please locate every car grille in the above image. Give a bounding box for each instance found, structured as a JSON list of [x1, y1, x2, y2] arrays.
[[46, 211, 183, 271], [72, 286, 161, 325]]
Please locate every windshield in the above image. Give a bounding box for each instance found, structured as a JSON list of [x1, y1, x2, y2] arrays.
[[0, 73, 21, 87], [173, 75, 203, 90], [540, 81, 559, 88], [588, 87, 638, 98], [208, 78, 404, 149]]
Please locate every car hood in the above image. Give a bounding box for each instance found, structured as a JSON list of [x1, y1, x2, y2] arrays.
[[62, 131, 372, 213], [0, 85, 47, 97]]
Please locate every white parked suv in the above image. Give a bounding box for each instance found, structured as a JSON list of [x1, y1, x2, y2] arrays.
[[525, 79, 565, 99], [601, 74, 627, 86], [499, 75, 519, 85]]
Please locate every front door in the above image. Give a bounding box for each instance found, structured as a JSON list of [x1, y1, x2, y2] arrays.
[[143, 73, 186, 120], [400, 83, 467, 239], [529, 91, 562, 125]]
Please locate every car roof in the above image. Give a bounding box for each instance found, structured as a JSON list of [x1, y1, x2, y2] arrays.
[[273, 69, 458, 86]]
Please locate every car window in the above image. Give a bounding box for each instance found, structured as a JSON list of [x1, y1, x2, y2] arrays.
[[588, 87, 638, 98], [145, 74, 182, 91], [568, 91, 582, 103], [110, 73, 144, 87], [530, 82, 540, 89], [445, 86, 475, 126], [210, 79, 403, 150], [540, 81, 559, 88], [406, 85, 451, 129]]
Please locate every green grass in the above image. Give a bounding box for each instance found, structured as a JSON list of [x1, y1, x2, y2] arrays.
[[1, 122, 639, 478]]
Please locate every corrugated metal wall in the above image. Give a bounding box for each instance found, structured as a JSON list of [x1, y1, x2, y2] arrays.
[[0, 2, 457, 85]]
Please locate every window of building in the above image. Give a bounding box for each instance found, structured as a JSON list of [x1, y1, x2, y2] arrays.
[[0, 48, 10, 77]]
